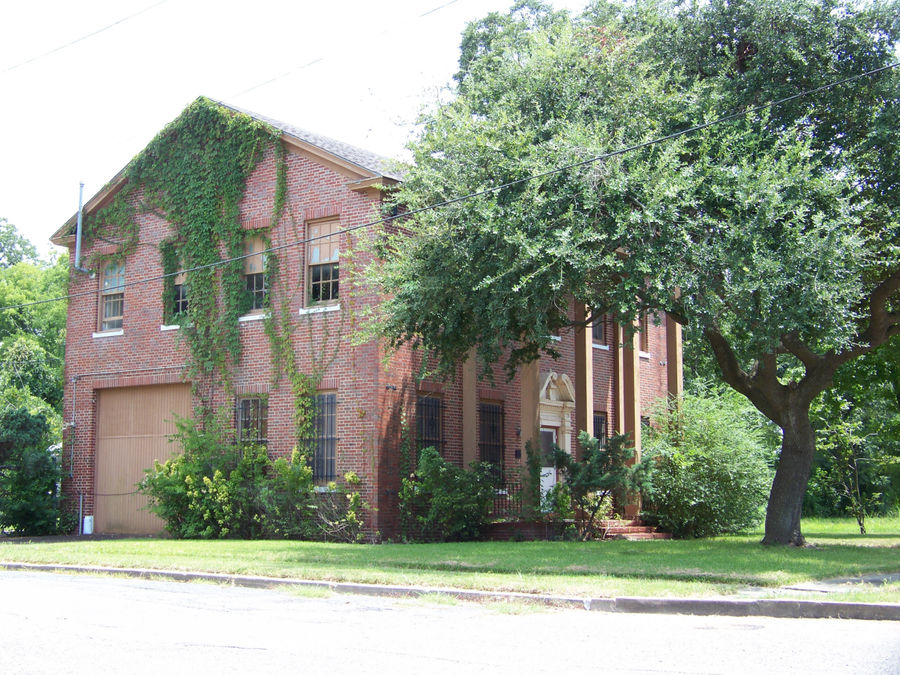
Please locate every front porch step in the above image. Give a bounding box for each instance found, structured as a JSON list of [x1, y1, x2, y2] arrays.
[[597, 519, 672, 541]]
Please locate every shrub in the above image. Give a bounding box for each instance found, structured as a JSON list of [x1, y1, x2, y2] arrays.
[[399, 447, 496, 541], [643, 387, 773, 538], [551, 431, 654, 540], [140, 416, 369, 541], [263, 449, 317, 539], [0, 407, 73, 535]]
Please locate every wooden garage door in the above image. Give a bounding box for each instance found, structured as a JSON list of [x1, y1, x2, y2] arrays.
[[95, 384, 191, 535]]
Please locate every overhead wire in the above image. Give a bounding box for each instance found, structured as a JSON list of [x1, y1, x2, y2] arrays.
[[231, 0, 461, 97], [1, 60, 897, 313], [1, 0, 170, 74]]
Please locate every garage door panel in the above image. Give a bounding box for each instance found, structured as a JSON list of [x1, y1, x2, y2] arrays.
[[95, 384, 191, 535]]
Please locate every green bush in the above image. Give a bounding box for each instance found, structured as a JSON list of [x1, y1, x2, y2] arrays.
[[551, 431, 654, 540], [399, 447, 496, 541], [643, 387, 773, 538], [140, 416, 368, 541], [0, 408, 73, 535]]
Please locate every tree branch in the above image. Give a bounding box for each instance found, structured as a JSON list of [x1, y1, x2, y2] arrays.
[[865, 269, 900, 346], [705, 328, 786, 426], [781, 333, 821, 370]]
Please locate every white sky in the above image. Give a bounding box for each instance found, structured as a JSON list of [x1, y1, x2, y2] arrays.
[[0, 0, 587, 256]]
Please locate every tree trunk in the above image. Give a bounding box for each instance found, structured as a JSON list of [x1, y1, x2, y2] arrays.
[[762, 408, 816, 546]]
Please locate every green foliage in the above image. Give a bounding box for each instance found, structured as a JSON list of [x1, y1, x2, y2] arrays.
[[0, 255, 67, 379], [310, 471, 370, 543], [0, 336, 62, 408], [0, 407, 73, 535], [805, 342, 900, 523], [264, 448, 317, 539], [139, 416, 252, 539], [0, 218, 38, 268], [399, 447, 496, 542], [82, 97, 284, 384], [551, 431, 654, 540], [522, 439, 543, 517], [369, 0, 900, 544], [140, 416, 369, 541], [644, 388, 773, 538]]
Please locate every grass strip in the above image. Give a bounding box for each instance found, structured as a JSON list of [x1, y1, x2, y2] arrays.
[[1, 517, 897, 601]]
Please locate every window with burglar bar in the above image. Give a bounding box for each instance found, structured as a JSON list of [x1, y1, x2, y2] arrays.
[[237, 397, 268, 444], [307, 392, 337, 482], [593, 411, 608, 449], [416, 395, 443, 455], [478, 402, 503, 479]]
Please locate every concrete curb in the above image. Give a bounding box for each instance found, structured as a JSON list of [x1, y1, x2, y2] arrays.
[[3, 562, 898, 621]]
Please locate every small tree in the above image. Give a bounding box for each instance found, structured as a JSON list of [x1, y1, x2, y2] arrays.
[[551, 431, 653, 540]]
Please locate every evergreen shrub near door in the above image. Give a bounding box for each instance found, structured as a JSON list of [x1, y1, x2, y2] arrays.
[[643, 387, 773, 538]]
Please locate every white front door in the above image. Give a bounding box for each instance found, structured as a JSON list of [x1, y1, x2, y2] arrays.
[[539, 427, 558, 498]]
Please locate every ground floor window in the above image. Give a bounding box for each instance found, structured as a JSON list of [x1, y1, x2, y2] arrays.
[[416, 395, 443, 456], [478, 401, 503, 480], [308, 392, 337, 482], [593, 411, 608, 449], [237, 396, 268, 444]]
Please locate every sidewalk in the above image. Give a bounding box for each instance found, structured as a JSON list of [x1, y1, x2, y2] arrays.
[[2, 561, 898, 621]]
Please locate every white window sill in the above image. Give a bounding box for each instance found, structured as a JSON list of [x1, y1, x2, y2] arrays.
[[299, 304, 340, 316], [314, 485, 336, 493], [592, 343, 611, 351], [238, 312, 268, 323], [547, 335, 561, 342], [92, 329, 123, 338], [160, 324, 180, 332], [639, 351, 652, 359]]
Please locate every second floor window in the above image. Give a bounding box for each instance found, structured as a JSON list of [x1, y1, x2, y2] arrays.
[[592, 313, 611, 346], [307, 218, 339, 304], [100, 261, 125, 331], [639, 312, 651, 352], [243, 237, 267, 312], [172, 267, 188, 318]]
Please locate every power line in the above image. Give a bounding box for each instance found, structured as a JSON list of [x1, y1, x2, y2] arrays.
[[1, 0, 170, 74], [230, 0, 460, 97], [2, 60, 897, 313]]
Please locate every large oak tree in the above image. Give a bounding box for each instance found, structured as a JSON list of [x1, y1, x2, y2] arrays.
[[370, 0, 900, 544]]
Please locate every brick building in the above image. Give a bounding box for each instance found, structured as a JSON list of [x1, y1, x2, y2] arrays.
[[52, 99, 682, 537]]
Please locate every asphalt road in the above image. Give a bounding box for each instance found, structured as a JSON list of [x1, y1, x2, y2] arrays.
[[1, 571, 898, 674]]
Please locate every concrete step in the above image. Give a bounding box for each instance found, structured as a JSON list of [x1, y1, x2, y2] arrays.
[[597, 519, 672, 540], [614, 531, 673, 540]]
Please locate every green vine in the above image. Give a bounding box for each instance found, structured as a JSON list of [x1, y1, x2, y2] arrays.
[[82, 97, 344, 454], [272, 141, 288, 224], [82, 97, 279, 386]]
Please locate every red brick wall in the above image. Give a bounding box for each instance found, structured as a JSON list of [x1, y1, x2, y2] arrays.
[[60, 138, 675, 539]]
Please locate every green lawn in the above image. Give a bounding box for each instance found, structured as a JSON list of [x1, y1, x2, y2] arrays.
[[1, 517, 898, 602]]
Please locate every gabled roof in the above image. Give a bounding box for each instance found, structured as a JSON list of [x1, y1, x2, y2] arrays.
[[215, 100, 401, 181], [51, 97, 401, 245]]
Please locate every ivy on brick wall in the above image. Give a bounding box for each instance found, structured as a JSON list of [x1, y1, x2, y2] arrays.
[[80, 97, 338, 446], [83, 97, 280, 386]]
